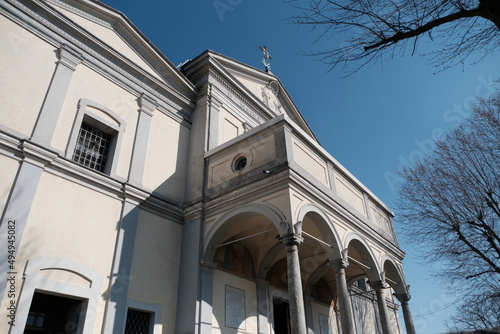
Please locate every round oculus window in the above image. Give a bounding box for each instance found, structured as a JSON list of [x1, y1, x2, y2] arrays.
[[233, 156, 247, 171]]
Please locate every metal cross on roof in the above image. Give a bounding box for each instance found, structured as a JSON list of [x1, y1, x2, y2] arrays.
[[259, 45, 272, 72]]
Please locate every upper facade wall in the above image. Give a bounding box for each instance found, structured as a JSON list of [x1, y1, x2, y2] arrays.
[[51, 2, 164, 81], [205, 115, 398, 245], [0, 0, 195, 202], [0, 17, 55, 137]]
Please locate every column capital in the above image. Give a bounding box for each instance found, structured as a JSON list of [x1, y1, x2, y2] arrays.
[[200, 260, 217, 274], [57, 44, 83, 70], [256, 279, 269, 288], [277, 221, 303, 246], [277, 233, 304, 247], [139, 93, 157, 116], [370, 280, 390, 291], [396, 292, 411, 303], [328, 258, 349, 272]]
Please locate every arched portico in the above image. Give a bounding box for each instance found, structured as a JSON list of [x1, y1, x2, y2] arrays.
[[202, 203, 286, 334], [199, 201, 409, 334], [203, 202, 349, 334]]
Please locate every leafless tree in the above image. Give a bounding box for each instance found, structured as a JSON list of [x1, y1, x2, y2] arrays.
[[397, 91, 500, 330], [288, 0, 500, 73], [446, 286, 500, 333]]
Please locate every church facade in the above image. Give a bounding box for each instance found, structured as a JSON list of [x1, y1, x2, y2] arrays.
[[0, 1, 416, 334]]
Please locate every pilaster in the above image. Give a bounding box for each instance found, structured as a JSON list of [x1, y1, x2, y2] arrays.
[[0, 141, 56, 299], [31, 44, 82, 146], [257, 279, 270, 334], [128, 93, 157, 185], [207, 83, 222, 151], [175, 218, 204, 334], [102, 199, 140, 334], [199, 260, 216, 334]]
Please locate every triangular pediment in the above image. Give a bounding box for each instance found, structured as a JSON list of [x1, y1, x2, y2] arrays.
[[183, 51, 317, 140], [44, 0, 195, 99]]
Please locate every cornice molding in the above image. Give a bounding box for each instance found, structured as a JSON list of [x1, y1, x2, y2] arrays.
[[226, 67, 269, 86], [48, 0, 112, 28], [20, 140, 58, 168], [0, 133, 184, 223]]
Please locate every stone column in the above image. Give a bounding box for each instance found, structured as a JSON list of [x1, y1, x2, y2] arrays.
[[396, 293, 416, 334], [277, 223, 307, 334], [371, 280, 393, 334], [330, 259, 356, 334]]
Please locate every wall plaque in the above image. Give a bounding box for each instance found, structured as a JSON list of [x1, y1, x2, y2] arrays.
[[225, 285, 245, 329]]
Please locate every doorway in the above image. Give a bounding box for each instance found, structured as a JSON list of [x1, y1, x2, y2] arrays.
[[24, 292, 83, 334], [273, 298, 291, 334]]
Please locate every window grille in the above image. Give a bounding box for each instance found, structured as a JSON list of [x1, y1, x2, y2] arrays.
[[72, 122, 112, 172], [125, 309, 151, 334]]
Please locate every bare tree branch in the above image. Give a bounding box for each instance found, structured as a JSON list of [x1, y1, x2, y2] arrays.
[[287, 0, 500, 72], [364, 8, 482, 51]]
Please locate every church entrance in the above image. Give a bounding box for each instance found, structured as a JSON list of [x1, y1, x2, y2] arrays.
[[24, 292, 83, 334], [273, 298, 291, 334]]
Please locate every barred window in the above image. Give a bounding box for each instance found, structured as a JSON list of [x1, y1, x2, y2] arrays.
[[125, 309, 151, 334], [72, 122, 112, 173]]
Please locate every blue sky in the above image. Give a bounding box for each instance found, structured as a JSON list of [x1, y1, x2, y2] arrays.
[[101, 1, 498, 332]]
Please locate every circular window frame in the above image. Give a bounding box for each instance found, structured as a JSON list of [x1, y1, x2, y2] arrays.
[[232, 155, 248, 172]]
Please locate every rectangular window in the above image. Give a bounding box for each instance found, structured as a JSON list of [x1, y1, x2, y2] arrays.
[[125, 309, 151, 334], [72, 122, 112, 173]]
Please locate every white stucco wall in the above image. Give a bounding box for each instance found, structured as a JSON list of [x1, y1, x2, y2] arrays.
[[128, 209, 183, 334], [49, 2, 163, 81], [142, 111, 190, 202], [219, 105, 244, 145], [0, 16, 55, 137]]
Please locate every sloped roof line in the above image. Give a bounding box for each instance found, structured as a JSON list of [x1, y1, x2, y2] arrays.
[[78, 0, 196, 93], [185, 50, 319, 141]]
